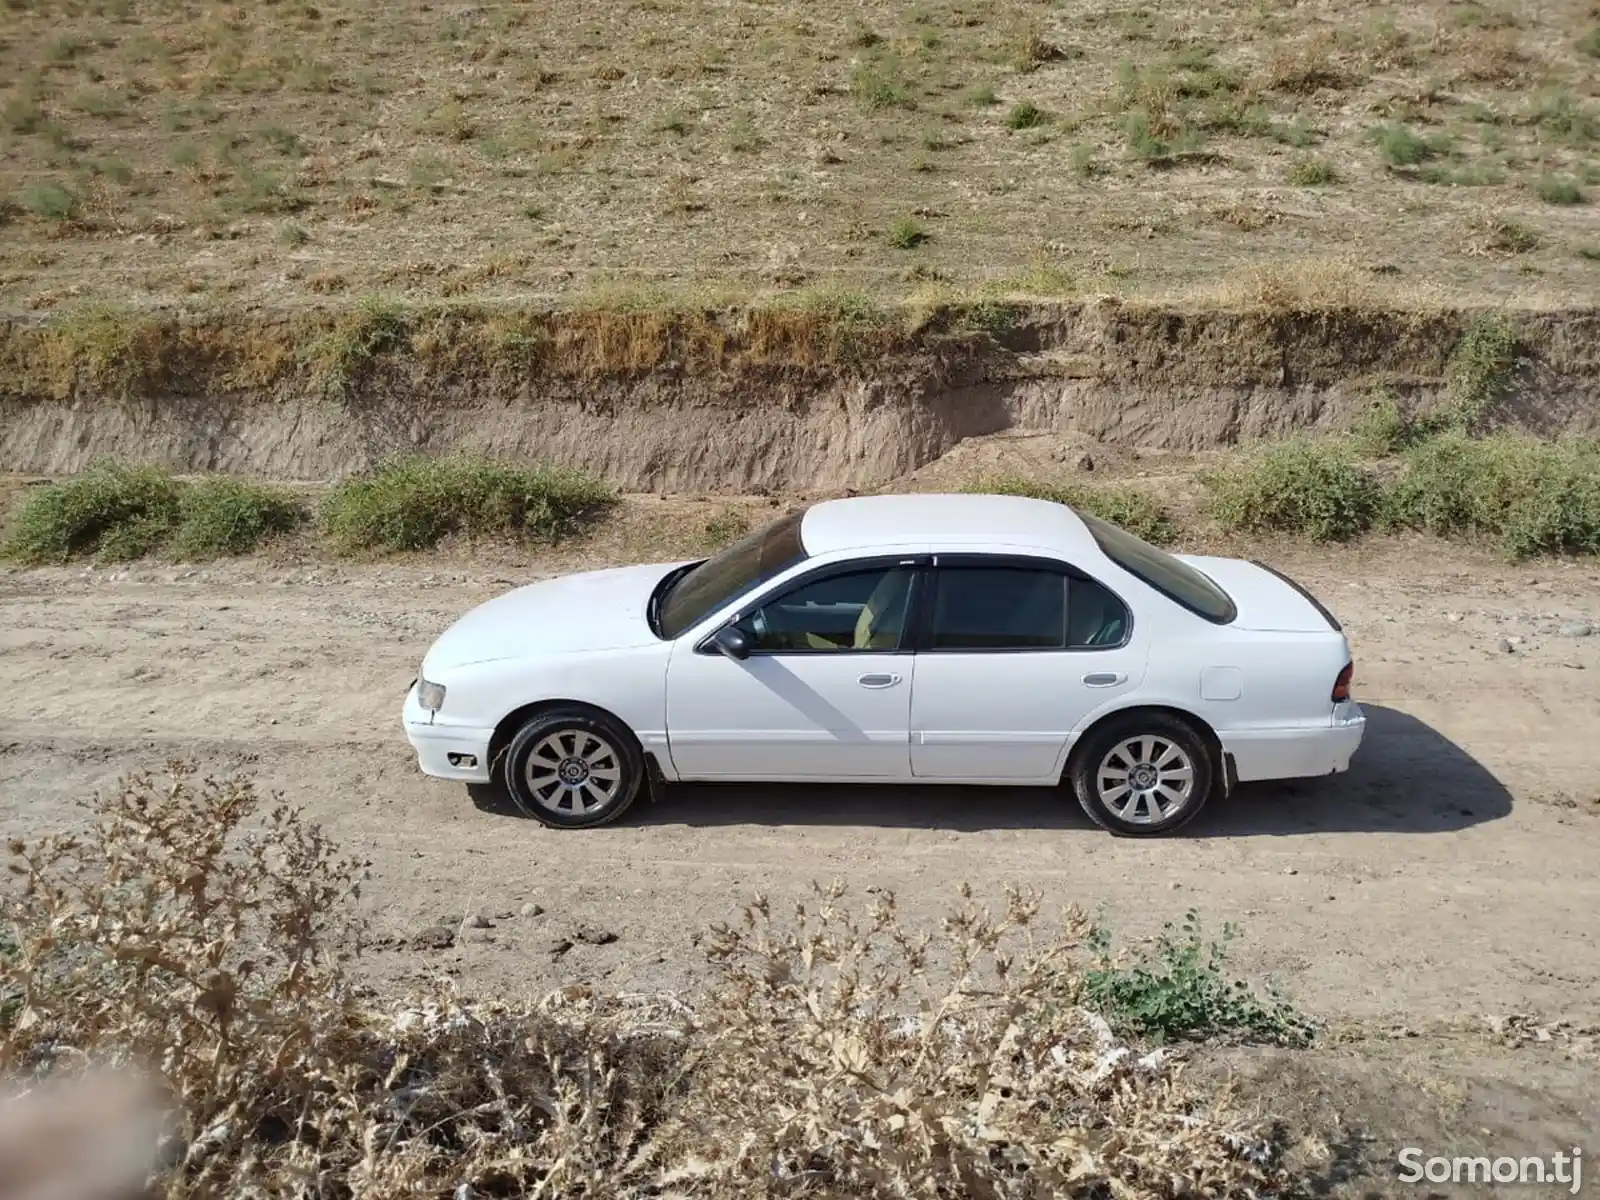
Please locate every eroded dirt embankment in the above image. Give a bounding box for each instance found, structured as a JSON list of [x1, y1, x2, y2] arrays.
[[3, 301, 1597, 492]]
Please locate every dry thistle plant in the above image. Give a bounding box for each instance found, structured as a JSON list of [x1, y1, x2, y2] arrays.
[[0, 763, 686, 1198], [1, 766, 1296, 1198], [662, 881, 1291, 1197]]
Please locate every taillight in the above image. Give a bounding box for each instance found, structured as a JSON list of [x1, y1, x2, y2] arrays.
[[1331, 661, 1353, 703]]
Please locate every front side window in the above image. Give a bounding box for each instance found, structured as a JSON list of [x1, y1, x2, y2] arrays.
[[1078, 511, 1236, 625], [736, 566, 914, 653], [929, 567, 1066, 650], [657, 508, 808, 639]]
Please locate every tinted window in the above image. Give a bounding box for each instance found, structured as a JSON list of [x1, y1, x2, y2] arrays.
[[929, 568, 1065, 650], [1079, 511, 1236, 625], [658, 508, 808, 639], [1066, 575, 1131, 648], [737, 567, 914, 653]]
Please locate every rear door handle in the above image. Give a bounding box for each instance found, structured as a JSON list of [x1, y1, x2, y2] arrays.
[[858, 672, 901, 689], [1082, 671, 1127, 687]]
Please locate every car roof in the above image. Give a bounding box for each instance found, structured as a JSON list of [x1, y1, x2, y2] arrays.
[[798, 492, 1098, 558]]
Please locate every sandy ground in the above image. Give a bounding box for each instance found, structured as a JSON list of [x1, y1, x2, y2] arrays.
[[2, 531, 1597, 1017], [3, 527, 1599, 1193]]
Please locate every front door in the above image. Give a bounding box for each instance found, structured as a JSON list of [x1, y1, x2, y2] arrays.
[[665, 563, 919, 780], [908, 559, 1149, 780]]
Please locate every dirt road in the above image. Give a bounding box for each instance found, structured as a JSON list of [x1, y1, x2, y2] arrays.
[[3, 533, 1597, 1033]]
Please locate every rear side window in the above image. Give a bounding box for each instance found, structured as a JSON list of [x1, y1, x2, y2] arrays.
[[1079, 511, 1236, 625], [1066, 575, 1132, 648], [928, 567, 1066, 650]]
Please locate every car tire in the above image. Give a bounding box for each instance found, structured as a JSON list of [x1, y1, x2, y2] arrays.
[[500, 707, 645, 829], [1070, 712, 1214, 837]]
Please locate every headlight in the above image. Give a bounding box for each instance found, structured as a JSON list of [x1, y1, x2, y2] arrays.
[[417, 678, 447, 711]]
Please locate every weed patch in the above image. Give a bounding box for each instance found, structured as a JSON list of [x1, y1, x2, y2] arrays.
[[1005, 100, 1045, 131], [20, 180, 78, 222], [29, 302, 170, 400], [1385, 434, 1600, 559], [1464, 215, 1539, 257], [850, 55, 913, 111], [1285, 156, 1337, 185], [1, 462, 182, 564], [1527, 88, 1597, 147], [1534, 175, 1585, 205], [318, 454, 617, 553], [1371, 123, 1451, 168], [1445, 315, 1520, 428], [886, 216, 928, 249], [1086, 911, 1315, 1046], [966, 474, 1177, 544], [1202, 437, 1382, 541], [301, 298, 411, 404], [172, 477, 305, 559], [1, 465, 311, 564]]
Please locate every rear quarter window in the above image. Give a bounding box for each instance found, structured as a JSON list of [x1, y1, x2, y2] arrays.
[[1079, 512, 1236, 625]]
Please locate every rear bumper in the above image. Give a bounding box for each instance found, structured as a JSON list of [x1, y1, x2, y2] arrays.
[[402, 682, 494, 783], [1223, 702, 1366, 783]]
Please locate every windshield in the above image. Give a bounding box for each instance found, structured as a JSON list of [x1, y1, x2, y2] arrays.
[[657, 508, 809, 639], [1079, 511, 1237, 624]]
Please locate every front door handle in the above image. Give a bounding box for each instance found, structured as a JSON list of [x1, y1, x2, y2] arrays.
[[858, 672, 902, 689], [1082, 671, 1127, 687]]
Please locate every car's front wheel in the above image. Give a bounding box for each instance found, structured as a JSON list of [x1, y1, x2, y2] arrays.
[[501, 707, 645, 829], [1070, 713, 1213, 836]]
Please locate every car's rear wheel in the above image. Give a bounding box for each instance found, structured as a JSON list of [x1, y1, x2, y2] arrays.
[[501, 707, 644, 829], [1070, 713, 1213, 836]]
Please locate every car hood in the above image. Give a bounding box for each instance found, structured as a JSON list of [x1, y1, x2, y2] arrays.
[[423, 561, 684, 670], [1171, 555, 1340, 633]]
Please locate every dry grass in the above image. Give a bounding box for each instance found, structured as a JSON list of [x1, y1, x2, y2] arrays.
[[1181, 256, 1443, 312], [0, 294, 955, 403], [1, 764, 1304, 1198], [0, 0, 1597, 315]]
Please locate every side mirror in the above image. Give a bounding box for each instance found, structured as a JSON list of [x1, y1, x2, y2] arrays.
[[710, 626, 752, 661]]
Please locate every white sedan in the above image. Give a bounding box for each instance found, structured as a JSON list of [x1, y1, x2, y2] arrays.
[[402, 493, 1365, 836]]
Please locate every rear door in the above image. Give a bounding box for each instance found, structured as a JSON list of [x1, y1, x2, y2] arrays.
[[907, 554, 1150, 781]]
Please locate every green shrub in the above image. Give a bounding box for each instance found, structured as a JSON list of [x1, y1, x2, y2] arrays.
[[319, 454, 617, 554], [173, 477, 305, 559], [1285, 156, 1337, 185], [1385, 434, 1600, 559], [1085, 911, 1315, 1047], [850, 57, 911, 111], [1446, 315, 1520, 430], [886, 216, 928, 249], [1370, 122, 1450, 167], [1202, 437, 1382, 541], [302, 298, 411, 405], [1, 462, 182, 564], [1534, 175, 1586, 205], [1005, 100, 1045, 130], [21, 180, 78, 222], [966, 474, 1178, 544], [1350, 390, 1428, 455]]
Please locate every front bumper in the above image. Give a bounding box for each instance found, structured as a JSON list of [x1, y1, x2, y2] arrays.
[[402, 681, 494, 783], [1224, 701, 1366, 783]]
